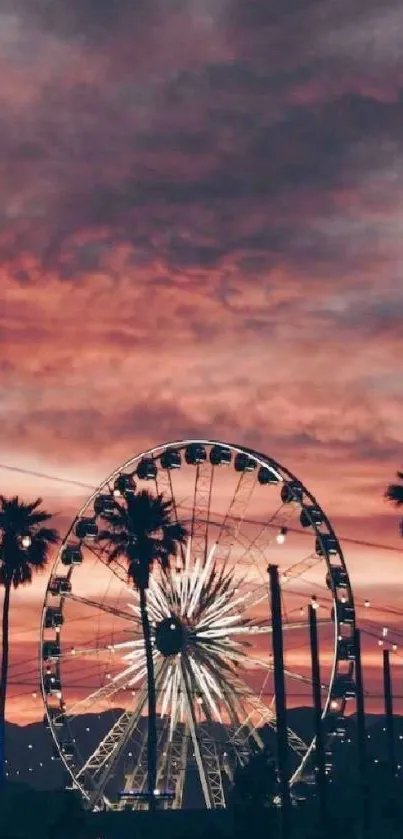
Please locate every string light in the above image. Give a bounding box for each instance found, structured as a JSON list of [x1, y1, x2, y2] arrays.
[[364, 600, 371, 608], [21, 534, 32, 548], [382, 627, 388, 637], [311, 596, 319, 610], [276, 527, 288, 545]]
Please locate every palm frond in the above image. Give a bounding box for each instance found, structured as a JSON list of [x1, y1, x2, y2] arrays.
[[35, 527, 59, 545], [385, 483, 403, 506], [25, 497, 43, 511], [97, 488, 188, 589], [0, 496, 59, 589]]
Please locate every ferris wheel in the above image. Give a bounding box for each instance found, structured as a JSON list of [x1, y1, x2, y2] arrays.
[[40, 440, 356, 811]]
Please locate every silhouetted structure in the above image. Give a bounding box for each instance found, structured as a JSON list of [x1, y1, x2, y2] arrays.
[[308, 603, 327, 829], [268, 564, 291, 839], [383, 649, 396, 776], [354, 628, 368, 834]]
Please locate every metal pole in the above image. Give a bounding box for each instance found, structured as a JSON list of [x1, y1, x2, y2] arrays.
[[268, 565, 291, 839], [308, 604, 327, 829], [383, 649, 396, 776], [354, 629, 368, 834]]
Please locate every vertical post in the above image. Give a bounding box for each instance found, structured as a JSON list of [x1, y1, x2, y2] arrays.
[[268, 565, 291, 839], [308, 604, 327, 829], [354, 629, 368, 834], [383, 649, 396, 776]]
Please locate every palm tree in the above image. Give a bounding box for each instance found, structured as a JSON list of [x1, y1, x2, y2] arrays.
[[0, 496, 59, 784], [97, 489, 187, 810], [385, 471, 403, 535]]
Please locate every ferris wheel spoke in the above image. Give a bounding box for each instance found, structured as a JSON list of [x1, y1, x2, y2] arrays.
[[212, 472, 258, 577], [76, 692, 147, 781], [62, 652, 156, 720], [187, 653, 222, 722], [189, 460, 215, 565], [117, 726, 149, 811], [235, 502, 298, 579], [195, 578, 269, 633], [220, 617, 333, 638], [63, 591, 137, 624], [58, 643, 142, 660], [165, 724, 190, 810], [242, 654, 327, 691], [229, 682, 308, 760], [199, 734, 226, 809], [155, 467, 187, 577], [222, 681, 267, 750], [180, 659, 214, 809], [85, 542, 128, 585], [280, 553, 321, 585]]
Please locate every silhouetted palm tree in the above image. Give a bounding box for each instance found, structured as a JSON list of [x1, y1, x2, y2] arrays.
[[97, 489, 187, 810], [0, 496, 58, 783], [385, 471, 403, 535]]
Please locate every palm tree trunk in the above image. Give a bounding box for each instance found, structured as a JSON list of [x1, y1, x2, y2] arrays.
[[0, 580, 11, 786], [139, 586, 157, 812]]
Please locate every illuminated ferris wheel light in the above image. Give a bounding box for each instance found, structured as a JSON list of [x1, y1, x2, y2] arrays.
[[276, 527, 288, 545]]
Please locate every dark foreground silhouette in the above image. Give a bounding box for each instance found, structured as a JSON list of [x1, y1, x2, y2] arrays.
[[1, 759, 403, 839]]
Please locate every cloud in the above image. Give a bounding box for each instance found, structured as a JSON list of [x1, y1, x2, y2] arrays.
[[2, 0, 403, 724]]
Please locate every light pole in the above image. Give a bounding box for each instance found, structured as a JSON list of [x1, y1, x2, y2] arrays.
[[268, 564, 291, 839], [354, 629, 368, 835], [383, 649, 396, 776], [308, 603, 327, 829]]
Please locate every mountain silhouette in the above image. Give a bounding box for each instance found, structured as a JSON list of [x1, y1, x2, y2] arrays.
[[5, 708, 403, 802]]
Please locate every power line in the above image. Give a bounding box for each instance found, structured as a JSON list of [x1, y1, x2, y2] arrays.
[[0, 463, 94, 490], [0, 461, 401, 555]]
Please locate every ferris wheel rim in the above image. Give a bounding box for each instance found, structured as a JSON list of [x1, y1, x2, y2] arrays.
[[40, 438, 355, 808]]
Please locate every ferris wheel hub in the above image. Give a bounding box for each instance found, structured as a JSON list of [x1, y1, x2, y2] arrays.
[[155, 615, 185, 657]]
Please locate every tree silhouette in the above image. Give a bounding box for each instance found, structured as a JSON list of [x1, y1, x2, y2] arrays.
[[231, 746, 279, 818], [385, 470, 403, 535], [0, 496, 58, 784], [97, 489, 187, 810]]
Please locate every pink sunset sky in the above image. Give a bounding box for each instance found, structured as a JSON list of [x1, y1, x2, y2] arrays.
[[1, 0, 403, 724]]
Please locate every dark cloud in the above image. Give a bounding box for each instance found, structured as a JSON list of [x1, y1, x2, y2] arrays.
[[4, 0, 158, 41]]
